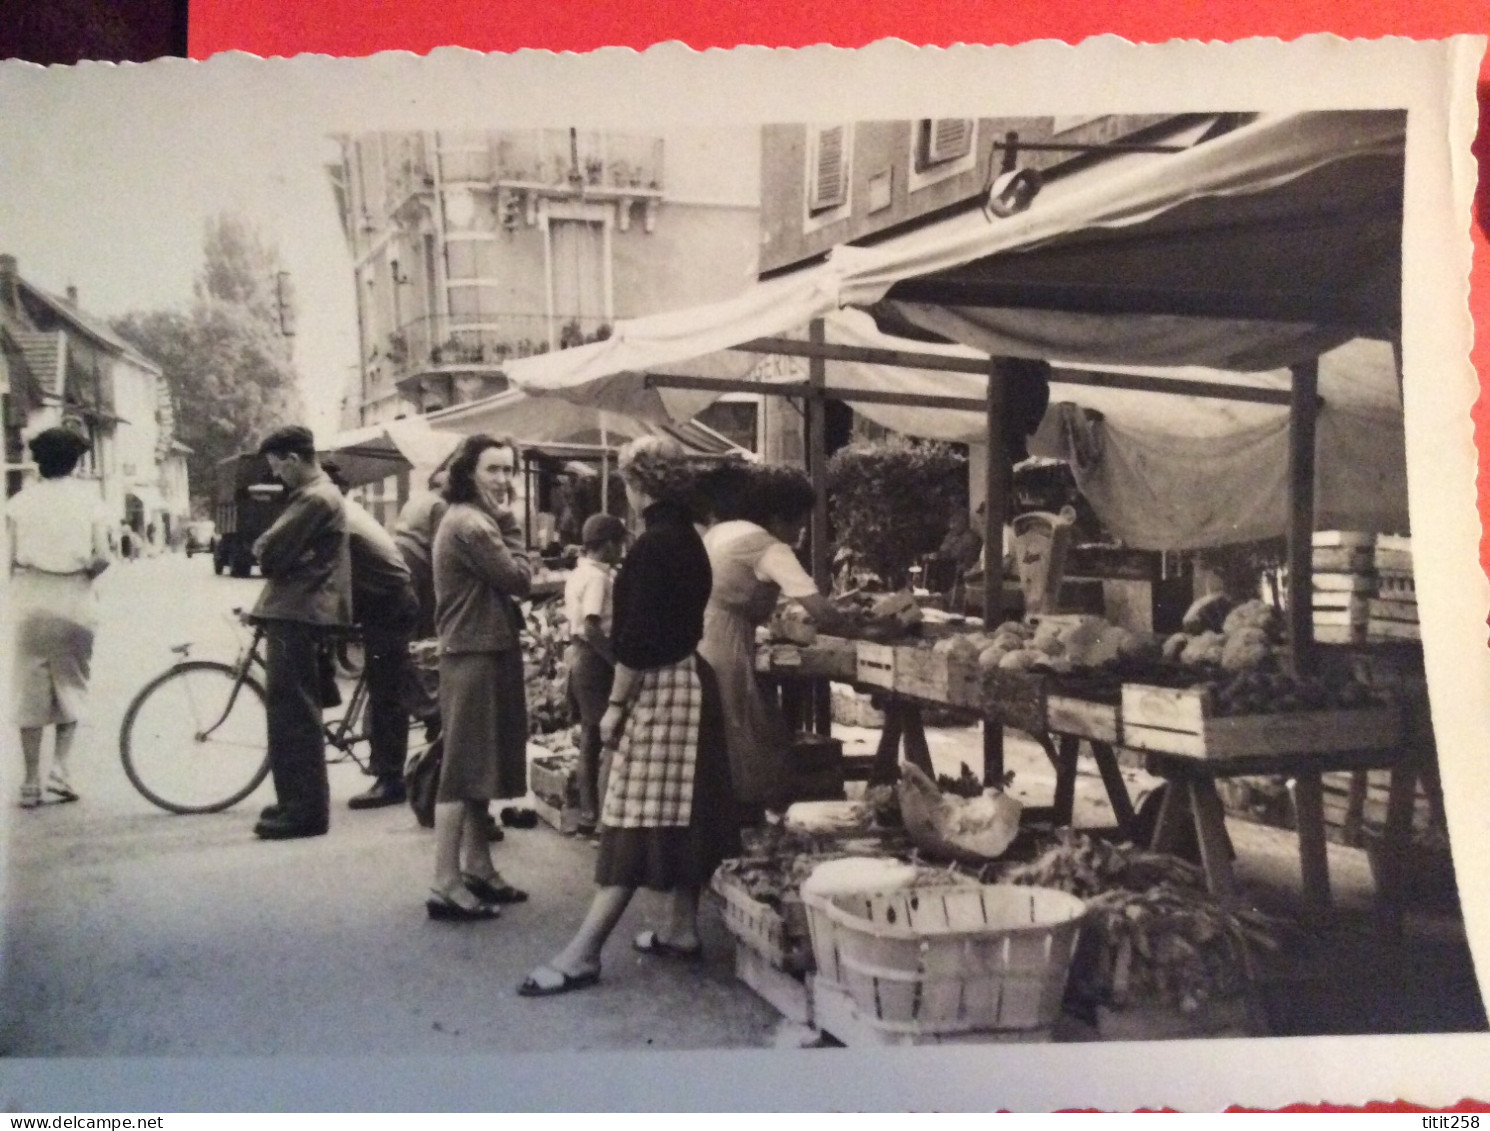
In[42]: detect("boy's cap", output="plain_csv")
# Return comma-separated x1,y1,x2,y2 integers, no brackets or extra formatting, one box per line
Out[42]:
582,514,628,546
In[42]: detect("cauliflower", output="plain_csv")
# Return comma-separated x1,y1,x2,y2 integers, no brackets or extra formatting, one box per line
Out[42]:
998,648,1041,671
1162,632,1191,662
1222,598,1282,640
1180,630,1226,667
1030,620,1066,654
1220,626,1271,672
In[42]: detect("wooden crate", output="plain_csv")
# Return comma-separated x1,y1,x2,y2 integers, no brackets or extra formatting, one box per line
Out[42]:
734,942,812,1026
796,635,859,681
1368,619,1421,642
1045,693,1120,744
530,755,578,807
710,868,815,974
1311,546,1375,573
854,641,896,690
1120,684,1400,760
532,793,583,835
893,644,981,708
1377,573,1417,601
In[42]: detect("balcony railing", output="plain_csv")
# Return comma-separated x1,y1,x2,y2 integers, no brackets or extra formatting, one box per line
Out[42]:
380,312,614,382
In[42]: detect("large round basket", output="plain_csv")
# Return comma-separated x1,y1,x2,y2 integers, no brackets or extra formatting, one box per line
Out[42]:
802,882,1086,1036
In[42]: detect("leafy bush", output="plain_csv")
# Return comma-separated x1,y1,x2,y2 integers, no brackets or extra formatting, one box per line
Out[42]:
827,436,967,589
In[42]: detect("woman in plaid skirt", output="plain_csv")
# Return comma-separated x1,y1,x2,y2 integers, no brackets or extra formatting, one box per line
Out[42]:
520,436,738,996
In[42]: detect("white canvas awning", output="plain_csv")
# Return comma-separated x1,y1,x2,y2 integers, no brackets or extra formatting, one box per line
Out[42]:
504,110,1403,404
322,417,463,489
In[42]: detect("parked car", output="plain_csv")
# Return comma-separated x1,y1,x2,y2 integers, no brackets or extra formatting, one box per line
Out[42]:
184,520,218,558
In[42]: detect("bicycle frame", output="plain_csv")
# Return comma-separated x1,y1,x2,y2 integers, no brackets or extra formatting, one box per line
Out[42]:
190,622,371,768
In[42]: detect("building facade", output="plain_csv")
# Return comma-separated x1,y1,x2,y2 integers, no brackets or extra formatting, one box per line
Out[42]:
329,127,765,432
0,254,191,549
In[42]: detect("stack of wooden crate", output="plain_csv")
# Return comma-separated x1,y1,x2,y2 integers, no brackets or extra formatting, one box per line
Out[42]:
1367,535,1418,642
1311,531,1376,644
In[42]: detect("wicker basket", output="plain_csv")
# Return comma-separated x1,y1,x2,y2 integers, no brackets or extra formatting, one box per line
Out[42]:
803,882,1086,1035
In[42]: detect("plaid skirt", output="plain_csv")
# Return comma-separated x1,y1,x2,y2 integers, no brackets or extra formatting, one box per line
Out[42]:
595,654,739,891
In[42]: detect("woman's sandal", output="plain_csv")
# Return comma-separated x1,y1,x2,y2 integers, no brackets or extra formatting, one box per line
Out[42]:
517,964,601,997
632,930,704,961
18,783,42,810
45,772,78,804
461,873,529,904
426,886,499,922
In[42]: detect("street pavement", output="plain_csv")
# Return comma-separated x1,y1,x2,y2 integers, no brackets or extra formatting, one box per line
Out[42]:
1,553,1472,1066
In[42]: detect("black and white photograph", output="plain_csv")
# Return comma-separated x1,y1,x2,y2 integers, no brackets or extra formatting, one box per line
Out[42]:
0,38,1487,1110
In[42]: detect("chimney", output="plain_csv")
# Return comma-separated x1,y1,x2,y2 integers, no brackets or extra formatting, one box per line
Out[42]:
65,285,79,308
0,254,16,312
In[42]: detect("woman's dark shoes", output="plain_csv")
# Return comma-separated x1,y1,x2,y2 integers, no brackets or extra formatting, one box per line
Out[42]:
426,887,499,922
461,873,528,904
481,812,505,842
499,806,538,829
348,776,406,810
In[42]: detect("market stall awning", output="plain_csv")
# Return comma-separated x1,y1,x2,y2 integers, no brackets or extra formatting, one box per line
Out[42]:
322,417,462,490
504,110,1405,407
421,387,746,458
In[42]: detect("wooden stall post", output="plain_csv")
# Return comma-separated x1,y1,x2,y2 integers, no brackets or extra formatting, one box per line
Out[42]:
808,318,833,734
1286,359,1320,674
982,358,1013,786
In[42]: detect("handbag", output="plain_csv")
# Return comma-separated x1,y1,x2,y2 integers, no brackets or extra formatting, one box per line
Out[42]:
403,734,444,829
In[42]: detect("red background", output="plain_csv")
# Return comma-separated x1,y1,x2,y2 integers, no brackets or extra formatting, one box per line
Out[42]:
188,0,1490,1113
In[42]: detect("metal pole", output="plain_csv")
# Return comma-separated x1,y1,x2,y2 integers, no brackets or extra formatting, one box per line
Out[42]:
808,319,832,735
982,358,1013,787
599,416,610,515
807,318,830,591
1286,359,1320,674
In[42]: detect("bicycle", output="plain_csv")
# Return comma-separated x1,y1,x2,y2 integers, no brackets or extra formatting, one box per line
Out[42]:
118,609,389,814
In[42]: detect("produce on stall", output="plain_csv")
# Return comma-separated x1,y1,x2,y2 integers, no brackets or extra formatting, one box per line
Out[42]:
1003,831,1286,1033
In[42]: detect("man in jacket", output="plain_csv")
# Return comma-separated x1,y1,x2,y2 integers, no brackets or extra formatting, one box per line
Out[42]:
325,464,420,810
251,425,351,840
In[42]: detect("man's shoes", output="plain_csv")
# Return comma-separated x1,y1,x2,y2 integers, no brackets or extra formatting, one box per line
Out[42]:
348,776,406,810
253,815,328,840
260,804,282,821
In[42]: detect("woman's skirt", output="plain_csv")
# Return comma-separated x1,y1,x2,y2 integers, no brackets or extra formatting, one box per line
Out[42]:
436,649,528,802
698,603,791,809
595,655,739,891
9,571,97,728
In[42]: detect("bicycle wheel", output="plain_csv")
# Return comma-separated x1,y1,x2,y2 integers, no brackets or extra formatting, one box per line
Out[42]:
120,660,272,814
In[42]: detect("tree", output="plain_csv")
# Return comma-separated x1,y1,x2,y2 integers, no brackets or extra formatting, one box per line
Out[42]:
827,435,968,589
113,213,304,510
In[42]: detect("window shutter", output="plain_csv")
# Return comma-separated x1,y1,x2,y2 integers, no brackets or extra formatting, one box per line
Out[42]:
809,125,848,211
924,119,974,164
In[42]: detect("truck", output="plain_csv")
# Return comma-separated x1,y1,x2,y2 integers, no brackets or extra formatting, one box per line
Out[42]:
212,452,288,578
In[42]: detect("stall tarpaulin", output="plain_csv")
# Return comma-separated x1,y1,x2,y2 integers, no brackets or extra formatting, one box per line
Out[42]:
708,311,1410,549
504,110,1404,402
321,417,462,489
422,387,745,456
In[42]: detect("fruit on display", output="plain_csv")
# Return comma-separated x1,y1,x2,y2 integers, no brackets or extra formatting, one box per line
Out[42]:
1165,597,1287,673
1196,667,1379,716
520,598,576,735
976,615,1150,675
